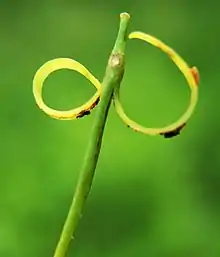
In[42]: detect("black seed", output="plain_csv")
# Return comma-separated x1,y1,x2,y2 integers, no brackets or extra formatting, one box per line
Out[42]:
161,130,180,138
160,123,186,139
94,97,100,106
76,110,91,119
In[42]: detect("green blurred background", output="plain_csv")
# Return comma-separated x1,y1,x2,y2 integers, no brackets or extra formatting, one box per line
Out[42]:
1,1,219,256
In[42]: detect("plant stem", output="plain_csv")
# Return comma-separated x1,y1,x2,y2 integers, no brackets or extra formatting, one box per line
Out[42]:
53,12,130,257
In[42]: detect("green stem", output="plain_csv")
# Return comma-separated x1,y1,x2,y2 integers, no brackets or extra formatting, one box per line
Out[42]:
53,12,130,257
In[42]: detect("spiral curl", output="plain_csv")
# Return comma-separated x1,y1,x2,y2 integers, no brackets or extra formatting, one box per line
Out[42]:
33,32,199,137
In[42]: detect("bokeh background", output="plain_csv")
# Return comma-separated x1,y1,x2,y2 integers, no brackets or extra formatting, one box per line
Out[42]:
1,1,219,257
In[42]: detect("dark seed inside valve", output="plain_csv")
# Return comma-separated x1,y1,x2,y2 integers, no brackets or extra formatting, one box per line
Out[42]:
160,123,186,139
76,110,91,118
